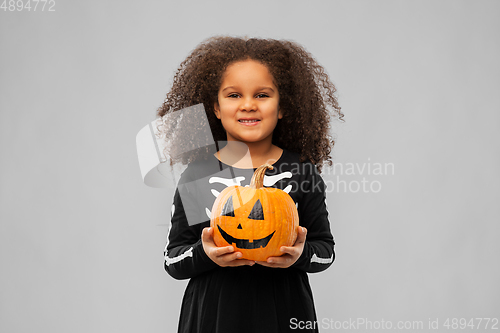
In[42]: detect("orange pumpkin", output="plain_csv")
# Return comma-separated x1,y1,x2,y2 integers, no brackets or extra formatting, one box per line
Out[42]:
210,164,299,261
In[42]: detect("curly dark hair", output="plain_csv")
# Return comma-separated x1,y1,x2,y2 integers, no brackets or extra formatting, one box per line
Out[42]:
156,35,343,173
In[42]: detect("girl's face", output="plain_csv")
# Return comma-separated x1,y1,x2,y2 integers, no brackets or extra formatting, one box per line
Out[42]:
214,59,282,146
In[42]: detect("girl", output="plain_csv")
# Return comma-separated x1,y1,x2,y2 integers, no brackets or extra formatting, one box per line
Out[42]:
158,36,343,333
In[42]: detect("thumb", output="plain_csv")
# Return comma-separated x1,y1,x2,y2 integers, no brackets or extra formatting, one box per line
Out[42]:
296,226,307,244
202,227,214,244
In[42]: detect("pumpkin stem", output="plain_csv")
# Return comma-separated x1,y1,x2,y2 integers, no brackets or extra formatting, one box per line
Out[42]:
250,164,274,189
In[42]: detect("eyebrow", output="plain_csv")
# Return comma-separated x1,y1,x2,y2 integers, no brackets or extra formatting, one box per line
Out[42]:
221,86,275,93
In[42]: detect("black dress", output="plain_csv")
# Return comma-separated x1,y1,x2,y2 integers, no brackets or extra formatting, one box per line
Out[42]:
164,149,335,333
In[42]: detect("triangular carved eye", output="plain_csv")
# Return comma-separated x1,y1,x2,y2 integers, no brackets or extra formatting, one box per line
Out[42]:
221,195,235,217
247,199,264,220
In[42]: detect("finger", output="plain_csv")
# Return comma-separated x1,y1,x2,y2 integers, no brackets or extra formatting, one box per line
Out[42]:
230,258,256,267
212,245,235,257
268,255,293,265
221,250,241,262
220,253,255,266
256,256,290,268
255,261,272,267
225,260,255,267
279,246,298,256
255,260,275,267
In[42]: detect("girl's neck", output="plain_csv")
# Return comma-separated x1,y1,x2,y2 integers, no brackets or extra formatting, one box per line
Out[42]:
216,141,283,169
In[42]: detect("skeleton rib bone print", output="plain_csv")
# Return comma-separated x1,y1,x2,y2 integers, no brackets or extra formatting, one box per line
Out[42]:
209,176,246,197
205,171,294,219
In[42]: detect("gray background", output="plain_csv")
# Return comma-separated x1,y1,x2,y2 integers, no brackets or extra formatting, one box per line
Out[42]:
1,1,499,332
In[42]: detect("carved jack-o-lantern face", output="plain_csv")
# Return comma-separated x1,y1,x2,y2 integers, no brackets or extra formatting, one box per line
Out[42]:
210,164,299,261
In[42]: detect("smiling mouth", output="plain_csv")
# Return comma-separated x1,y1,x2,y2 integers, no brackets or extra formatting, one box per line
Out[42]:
239,119,260,123
217,225,275,249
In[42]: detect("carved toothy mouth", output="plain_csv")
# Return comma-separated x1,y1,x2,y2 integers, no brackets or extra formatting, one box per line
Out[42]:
217,225,275,249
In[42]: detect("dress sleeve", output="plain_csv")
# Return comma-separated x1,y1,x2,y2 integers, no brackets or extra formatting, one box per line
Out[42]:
163,174,218,280
291,163,335,273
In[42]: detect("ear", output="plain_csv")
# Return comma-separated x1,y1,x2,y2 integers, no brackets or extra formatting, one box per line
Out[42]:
214,101,221,119
278,107,283,120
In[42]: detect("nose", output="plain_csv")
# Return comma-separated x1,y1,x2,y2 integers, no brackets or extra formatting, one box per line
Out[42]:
239,96,256,112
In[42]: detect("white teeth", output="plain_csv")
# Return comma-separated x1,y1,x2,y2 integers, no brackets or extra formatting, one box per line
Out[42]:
239,119,258,123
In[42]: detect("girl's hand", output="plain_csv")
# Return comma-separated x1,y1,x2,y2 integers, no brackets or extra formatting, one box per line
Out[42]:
201,227,255,267
256,226,307,268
